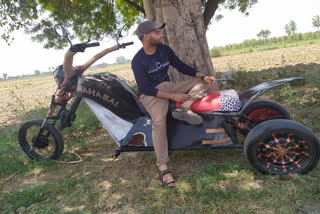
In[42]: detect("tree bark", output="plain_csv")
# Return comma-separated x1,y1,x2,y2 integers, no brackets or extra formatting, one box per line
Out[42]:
142,0,215,82
203,0,219,30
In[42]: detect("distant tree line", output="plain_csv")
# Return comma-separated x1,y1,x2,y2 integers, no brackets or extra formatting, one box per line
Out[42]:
210,15,320,57
115,56,131,65
0,57,132,81
257,16,320,40
210,31,320,57
0,71,52,81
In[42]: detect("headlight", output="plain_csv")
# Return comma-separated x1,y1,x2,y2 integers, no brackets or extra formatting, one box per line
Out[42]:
53,65,65,85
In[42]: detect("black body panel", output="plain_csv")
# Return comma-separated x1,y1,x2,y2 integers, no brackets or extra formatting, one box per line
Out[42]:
121,115,235,150
167,114,232,149
239,77,304,111
78,72,147,121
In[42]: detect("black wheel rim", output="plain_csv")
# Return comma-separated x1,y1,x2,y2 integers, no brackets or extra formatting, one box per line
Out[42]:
24,125,57,159
256,132,311,174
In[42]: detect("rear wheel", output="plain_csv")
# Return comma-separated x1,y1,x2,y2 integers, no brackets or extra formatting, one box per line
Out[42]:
239,99,290,136
18,120,64,160
244,119,320,175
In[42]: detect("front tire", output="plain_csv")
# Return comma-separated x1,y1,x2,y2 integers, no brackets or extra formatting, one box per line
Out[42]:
244,119,320,175
18,120,64,160
239,99,290,136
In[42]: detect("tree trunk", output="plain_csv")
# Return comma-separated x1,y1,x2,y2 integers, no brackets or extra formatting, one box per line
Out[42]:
142,0,215,82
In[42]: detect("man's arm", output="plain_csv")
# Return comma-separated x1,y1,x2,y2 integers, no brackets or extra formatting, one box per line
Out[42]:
166,45,216,87
166,45,197,77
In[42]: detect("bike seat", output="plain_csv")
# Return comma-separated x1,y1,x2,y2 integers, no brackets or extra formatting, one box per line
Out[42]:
175,89,242,113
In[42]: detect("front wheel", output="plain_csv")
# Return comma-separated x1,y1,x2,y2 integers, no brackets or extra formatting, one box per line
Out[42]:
239,99,290,136
244,119,320,175
18,120,64,160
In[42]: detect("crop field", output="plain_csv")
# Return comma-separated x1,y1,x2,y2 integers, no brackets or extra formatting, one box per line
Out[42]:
0,44,320,213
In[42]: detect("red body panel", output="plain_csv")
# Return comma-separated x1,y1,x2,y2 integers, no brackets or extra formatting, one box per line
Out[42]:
176,91,222,112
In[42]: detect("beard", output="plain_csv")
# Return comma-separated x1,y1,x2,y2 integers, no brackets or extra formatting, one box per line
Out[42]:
149,36,162,46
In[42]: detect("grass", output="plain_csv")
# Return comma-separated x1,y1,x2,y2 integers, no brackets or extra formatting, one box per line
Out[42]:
1,47,320,213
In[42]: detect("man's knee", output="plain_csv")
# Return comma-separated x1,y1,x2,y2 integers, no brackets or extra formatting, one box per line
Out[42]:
193,80,208,91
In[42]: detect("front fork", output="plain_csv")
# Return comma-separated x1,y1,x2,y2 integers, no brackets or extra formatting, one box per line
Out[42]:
29,95,82,152
59,95,82,129
29,119,56,152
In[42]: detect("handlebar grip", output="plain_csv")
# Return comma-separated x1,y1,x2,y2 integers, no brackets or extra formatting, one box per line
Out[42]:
85,42,100,48
121,42,134,47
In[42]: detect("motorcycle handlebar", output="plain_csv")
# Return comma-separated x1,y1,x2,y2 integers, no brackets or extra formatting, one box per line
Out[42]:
84,42,100,48
69,42,100,52
120,42,134,48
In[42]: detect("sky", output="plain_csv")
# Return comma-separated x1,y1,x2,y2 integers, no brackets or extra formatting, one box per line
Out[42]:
0,0,319,77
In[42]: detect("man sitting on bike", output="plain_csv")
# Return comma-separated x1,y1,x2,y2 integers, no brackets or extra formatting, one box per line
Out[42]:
131,21,216,188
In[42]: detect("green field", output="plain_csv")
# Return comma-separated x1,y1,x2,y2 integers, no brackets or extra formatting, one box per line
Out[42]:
1,44,320,213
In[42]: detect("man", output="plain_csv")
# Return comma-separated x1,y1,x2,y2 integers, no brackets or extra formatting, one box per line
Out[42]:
131,21,216,187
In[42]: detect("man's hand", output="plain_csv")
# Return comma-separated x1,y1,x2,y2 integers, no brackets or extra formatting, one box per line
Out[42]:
171,93,189,102
204,76,216,88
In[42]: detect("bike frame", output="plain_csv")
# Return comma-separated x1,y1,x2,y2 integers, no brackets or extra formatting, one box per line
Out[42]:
40,75,304,158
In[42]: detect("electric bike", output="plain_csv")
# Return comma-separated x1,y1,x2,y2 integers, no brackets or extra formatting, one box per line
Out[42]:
18,25,320,175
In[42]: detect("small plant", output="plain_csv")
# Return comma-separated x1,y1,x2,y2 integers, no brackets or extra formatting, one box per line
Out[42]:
311,90,320,104
234,71,256,89
210,48,221,58
277,84,293,103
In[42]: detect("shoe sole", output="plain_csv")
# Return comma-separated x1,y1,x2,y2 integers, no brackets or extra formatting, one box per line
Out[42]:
172,110,203,125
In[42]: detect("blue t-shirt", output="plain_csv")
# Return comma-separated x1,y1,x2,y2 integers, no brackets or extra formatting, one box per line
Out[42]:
131,44,197,96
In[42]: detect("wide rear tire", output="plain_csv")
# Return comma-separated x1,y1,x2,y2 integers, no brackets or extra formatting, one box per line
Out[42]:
18,120,64,160
244,119,320,175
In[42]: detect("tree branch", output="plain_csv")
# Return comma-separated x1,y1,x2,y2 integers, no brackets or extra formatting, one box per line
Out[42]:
123,0,146,16
203,0,219,30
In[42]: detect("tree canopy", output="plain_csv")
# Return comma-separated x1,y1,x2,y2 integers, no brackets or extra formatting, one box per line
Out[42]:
0,0,258,48
312,15,320,31
2,73,8,80
284,20,297,36
257,29,271,39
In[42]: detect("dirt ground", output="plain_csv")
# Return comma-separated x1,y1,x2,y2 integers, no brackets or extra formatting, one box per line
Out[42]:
115,43,320,81
212,44,320,72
